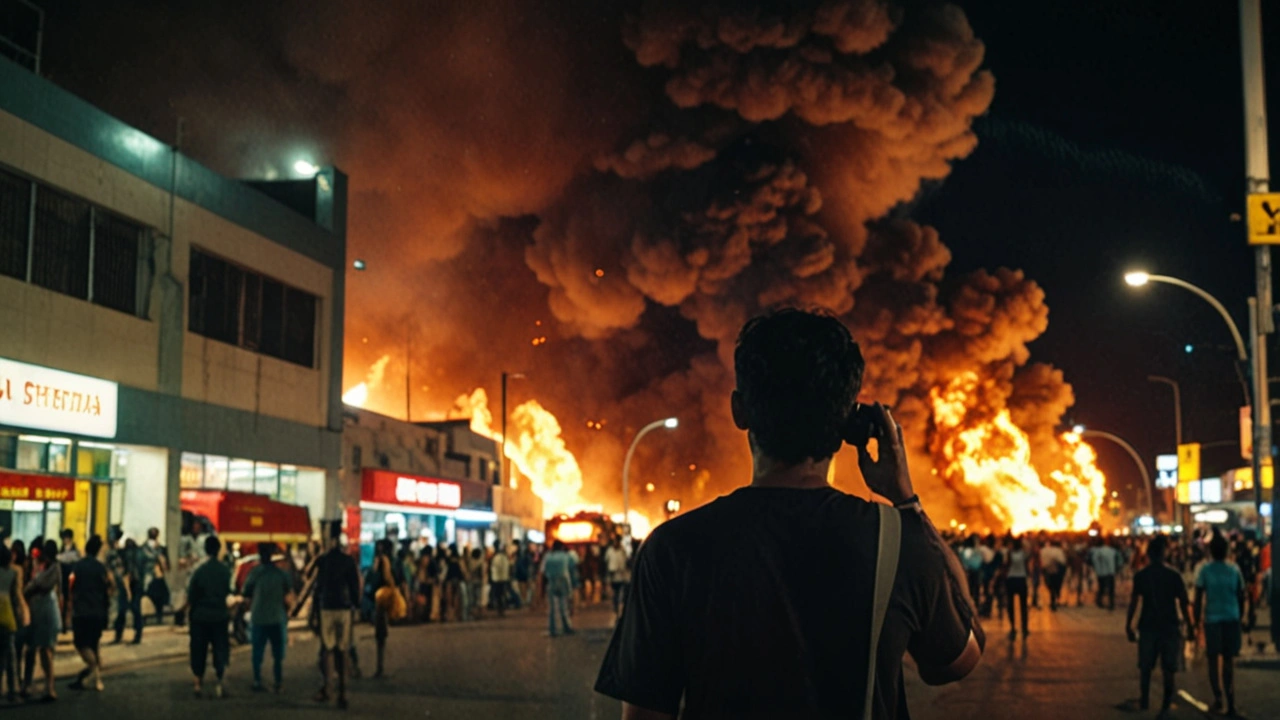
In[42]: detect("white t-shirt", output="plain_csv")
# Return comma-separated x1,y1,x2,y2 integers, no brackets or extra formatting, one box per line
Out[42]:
490,552,511,582
978,545,995,564
605,546,629,577
1040,546,1067,573
1007,549,1029,579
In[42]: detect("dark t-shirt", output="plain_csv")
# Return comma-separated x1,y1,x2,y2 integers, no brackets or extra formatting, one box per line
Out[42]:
315,549,361,610
70,557,110,618
595,487,973,719
187,559,232,624
1133,562,1188,634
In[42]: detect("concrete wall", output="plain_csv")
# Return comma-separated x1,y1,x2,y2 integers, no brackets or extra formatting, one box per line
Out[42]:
0,274,159,390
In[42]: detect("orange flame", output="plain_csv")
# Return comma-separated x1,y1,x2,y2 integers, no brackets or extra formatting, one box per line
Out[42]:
930,372,1106,534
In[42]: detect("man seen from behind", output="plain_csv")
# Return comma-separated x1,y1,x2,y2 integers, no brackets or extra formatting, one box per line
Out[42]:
1125,535,1190,717
595,309,984,719
314,523,361,710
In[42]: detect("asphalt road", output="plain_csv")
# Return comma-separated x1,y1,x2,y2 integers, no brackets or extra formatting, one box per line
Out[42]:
9,598,1279,719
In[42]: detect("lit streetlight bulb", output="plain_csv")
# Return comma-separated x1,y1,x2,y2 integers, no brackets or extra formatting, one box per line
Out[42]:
293,159,319,176
1123,271,1151,287
664,417,678,429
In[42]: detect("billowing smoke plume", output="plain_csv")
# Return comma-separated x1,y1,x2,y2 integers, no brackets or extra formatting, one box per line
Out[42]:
52,0,1091,528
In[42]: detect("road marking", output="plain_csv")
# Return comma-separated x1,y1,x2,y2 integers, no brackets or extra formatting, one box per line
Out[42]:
1177,689,1208,712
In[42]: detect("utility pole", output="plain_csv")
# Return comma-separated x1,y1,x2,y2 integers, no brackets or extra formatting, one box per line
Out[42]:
500,372,526,488
405,320,412,422
1238,0,1276,647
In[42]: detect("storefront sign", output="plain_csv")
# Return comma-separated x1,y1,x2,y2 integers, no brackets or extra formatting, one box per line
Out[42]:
361,469,462,511
0,471,76,502
0,358,118,438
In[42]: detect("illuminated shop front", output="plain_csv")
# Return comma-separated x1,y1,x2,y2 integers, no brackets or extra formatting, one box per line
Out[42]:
0,358,170,545
357,469,496,566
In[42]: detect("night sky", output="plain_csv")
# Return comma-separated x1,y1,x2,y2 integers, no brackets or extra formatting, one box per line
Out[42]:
22,0,1280,511
917,1,1280,498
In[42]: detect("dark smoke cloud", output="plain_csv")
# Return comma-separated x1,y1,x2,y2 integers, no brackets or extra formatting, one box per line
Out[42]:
48,0,1086,524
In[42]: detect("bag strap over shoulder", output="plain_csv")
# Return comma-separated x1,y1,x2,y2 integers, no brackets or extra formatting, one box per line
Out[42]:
863,504,902,720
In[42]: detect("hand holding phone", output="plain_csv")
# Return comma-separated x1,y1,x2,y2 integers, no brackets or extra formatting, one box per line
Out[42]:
846,402,914,505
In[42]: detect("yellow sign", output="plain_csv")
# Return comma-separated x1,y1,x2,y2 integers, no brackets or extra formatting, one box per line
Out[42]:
1177,443,1201,481
1247,192,1280,244
1231,464,1274,491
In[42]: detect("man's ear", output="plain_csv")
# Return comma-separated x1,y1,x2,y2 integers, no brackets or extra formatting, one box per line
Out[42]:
731,390,749,430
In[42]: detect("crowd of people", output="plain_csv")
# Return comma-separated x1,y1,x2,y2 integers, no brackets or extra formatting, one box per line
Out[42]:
947,527,1271,717
0,519,636,709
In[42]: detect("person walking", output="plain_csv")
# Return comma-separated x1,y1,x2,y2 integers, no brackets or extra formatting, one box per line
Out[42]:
513,540,533,609
243,542,291,693
7,540,27,702
1003,537,1030,639
56,530,80,630
68,535,113,692
603,537,630,616
490,541,511,618
314,525,361,709
106,532,141,645
185,535,231,698
444,545,463,622
1126,535,1190,716
370,538,396,677
595,310,984,718
1039,538,1068,611
139,528,170,630
0,544,28,703
1194,533,1246,716
465,547,485,621
542,541,577,637
1091,538,1120,610
23,540,61,703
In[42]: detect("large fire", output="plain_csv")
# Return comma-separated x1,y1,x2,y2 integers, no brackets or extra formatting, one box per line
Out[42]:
930,372,1106,534
457,389,655,536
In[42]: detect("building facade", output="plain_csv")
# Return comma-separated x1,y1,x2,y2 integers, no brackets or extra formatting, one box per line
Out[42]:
341,408,543,565
0,57,346,552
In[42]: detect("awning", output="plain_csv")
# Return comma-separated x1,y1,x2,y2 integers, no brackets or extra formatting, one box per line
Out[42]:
180,490,311,544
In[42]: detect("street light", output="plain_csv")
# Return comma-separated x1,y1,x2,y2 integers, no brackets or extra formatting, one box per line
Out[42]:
1075,426,1154,519
622,417,679,529
1148,375,1184,527
293,159,319,176
500,372,527,488
1123,271,1247,362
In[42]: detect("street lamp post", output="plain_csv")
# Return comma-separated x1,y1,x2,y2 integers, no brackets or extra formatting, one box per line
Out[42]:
500,372,526,488
1077,427,1154,520
622,417,678,531
1148,375,1183,526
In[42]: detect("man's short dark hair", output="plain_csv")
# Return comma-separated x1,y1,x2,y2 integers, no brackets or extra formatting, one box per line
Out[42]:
735,309,865,464
1147,535,1167,560
85,534,104,557
205,535,222,557
1209,532,1228,561
259,542,276,563
61,528,74,541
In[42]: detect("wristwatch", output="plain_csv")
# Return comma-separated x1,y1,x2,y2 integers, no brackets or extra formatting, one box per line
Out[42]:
893,494,922,511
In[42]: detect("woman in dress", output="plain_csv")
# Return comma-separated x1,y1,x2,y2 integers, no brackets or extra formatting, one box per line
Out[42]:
24,540,61,702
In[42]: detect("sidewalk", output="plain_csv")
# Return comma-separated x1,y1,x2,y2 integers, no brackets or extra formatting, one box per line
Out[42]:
53,618,313,672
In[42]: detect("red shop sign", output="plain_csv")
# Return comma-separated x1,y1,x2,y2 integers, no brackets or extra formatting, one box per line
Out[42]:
361,469,462,511
0,471,76,502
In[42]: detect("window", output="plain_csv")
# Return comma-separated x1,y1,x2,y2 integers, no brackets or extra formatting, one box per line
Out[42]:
228,458,255,492
31,186,90,299
180,452,205,489
188,248,318,367
254,462,279,497
0,169,29,280
0,166,147,315
93,210,142,314
351,444,362,470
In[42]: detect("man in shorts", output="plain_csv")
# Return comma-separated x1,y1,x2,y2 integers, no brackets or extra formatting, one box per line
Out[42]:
68,535,113,692
1194,533,1246,716
1126,535,1189,716
314,525,361,710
